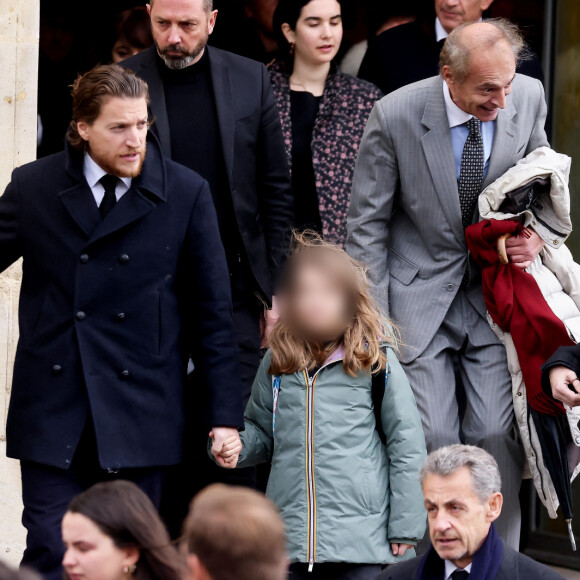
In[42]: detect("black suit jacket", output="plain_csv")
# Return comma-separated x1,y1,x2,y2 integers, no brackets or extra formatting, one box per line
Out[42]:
378,544,565,580
0,135,244,470
122,46,293,302
359,20,545,96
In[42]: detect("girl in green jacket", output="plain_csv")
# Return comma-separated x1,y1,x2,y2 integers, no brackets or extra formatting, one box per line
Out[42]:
216,233,427,580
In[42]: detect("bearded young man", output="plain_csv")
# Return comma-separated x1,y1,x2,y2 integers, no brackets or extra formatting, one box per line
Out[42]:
0,64,244,580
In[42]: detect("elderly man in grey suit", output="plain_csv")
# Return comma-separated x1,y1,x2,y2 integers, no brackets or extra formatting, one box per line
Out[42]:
347,20,560,548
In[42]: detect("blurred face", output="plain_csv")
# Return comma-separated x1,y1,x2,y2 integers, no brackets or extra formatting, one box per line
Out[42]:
282,263,351,344
62,512,139,580
443,41,516,122
112,38,143,63
423,468,503,569
77,96,148,178
148,0,217,69
435,0,494,33
282,0,342,66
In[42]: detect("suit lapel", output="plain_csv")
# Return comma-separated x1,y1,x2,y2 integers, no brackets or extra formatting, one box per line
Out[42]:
483,98,518,189
59,184,101,238
88,188,156,245
420,79,465,245
136,48,172,156
208,47,235,183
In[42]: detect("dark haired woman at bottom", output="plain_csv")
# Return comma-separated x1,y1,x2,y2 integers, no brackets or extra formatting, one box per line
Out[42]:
62,481,183,580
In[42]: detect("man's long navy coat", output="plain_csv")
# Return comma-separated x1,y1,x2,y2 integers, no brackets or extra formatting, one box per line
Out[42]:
0,136,244,470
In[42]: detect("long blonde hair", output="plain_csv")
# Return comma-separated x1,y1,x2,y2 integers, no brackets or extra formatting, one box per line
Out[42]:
269,232,397,377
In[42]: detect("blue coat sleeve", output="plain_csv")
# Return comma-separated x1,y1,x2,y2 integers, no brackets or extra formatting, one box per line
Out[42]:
182,179,244,429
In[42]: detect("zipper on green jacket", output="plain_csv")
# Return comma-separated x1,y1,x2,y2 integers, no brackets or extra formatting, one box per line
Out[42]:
304,370,316,572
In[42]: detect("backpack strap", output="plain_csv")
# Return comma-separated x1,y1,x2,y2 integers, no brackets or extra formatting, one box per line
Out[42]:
371,347,389,445
272,375,281,435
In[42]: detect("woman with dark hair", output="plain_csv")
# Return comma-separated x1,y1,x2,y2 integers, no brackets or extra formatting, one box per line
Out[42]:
270,0,382,247
111,7,153,63
62,481,183,580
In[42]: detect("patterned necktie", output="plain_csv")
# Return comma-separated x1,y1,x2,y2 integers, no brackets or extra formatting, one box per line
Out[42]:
458,117,484,229
99,174,119,218
451,571,469,580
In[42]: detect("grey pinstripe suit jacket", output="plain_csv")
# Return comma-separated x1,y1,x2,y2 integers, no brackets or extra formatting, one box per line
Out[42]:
346,74,549,363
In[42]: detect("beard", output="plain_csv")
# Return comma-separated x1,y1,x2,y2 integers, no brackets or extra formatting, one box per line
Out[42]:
88,144,147,179
156,39,207,70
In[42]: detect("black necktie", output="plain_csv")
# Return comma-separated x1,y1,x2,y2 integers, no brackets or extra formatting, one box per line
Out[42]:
451,570,469,580
99,174,119,218
458,117,484,229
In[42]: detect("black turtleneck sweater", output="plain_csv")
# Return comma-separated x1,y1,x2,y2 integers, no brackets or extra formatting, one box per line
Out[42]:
157,49,240,261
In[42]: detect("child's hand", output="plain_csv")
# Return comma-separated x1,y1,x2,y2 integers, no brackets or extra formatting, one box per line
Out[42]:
209,430,243,468
391,543,413,557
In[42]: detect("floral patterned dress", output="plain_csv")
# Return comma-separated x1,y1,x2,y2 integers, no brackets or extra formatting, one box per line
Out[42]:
268,61,383,247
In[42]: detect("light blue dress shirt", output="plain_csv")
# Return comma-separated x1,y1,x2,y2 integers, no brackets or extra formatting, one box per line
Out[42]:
442,80,495,182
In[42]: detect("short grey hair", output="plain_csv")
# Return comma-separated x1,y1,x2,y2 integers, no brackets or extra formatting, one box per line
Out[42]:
440,18,530,83
420,444,502,504
149,0,214,11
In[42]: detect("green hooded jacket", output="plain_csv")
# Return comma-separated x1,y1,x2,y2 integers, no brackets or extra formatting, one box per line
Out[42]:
236,346,427,567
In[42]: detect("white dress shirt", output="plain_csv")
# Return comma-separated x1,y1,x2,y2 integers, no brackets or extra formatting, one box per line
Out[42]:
83,153,132,208
444,560,472,579
442,80,495,181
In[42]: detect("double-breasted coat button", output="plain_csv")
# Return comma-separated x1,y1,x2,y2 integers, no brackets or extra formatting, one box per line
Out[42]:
115,313,126,322
445,284,455,292
52,364,63,375
79,254,89,263
119,254,130,263
76,311,86,321
120,370,130,379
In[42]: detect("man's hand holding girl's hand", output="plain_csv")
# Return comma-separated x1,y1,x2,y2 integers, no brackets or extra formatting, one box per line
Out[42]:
210,427,243,468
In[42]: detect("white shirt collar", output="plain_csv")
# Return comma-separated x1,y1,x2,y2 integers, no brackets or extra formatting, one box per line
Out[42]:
83,153,132,190
443,79,473,128
435,16,484,42
435,17,449,42
444,560,472,579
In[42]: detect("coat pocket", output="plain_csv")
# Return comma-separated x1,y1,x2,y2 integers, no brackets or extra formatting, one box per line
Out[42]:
388,249,420,286
361,458,382,515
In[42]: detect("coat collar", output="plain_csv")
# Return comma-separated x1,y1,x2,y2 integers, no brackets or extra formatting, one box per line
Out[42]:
60,133,167,243
420,76,464,244
207,46,235,183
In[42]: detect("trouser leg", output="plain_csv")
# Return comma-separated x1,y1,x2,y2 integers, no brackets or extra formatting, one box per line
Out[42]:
20,461,84,580
457,293,524,550
20,426,165,580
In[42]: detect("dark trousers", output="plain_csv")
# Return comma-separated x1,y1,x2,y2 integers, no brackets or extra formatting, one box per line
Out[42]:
20,424,165,580
289,563,383,580
161,266,263,537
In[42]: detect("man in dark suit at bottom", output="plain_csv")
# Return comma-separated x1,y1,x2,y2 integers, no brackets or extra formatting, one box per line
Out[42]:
0,65,243,580
379,445,564,580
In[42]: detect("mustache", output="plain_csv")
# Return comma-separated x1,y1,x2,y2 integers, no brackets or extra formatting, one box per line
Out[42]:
160,44,188,55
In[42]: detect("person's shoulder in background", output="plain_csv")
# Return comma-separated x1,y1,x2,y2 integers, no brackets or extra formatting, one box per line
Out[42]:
359,19,439,95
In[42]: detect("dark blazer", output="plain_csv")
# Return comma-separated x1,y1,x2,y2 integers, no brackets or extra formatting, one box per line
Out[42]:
359,19,545,97
378,543,565,579
122,46,293,302
0,135,244,470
